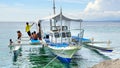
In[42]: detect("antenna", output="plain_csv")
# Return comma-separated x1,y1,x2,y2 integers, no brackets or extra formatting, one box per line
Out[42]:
53,0,56,15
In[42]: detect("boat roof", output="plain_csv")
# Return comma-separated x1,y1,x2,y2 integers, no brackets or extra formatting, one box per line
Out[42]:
39,12,82,22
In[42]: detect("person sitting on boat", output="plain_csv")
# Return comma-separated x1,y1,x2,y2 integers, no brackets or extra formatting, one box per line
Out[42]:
33,31,38,40
25,22,34,38
17,30,22,43
30,32,34,39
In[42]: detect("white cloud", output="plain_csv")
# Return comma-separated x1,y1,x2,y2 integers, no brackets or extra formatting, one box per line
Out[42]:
84,1,100,12
82,0,120,21
85,0,120,12
53,0,120,21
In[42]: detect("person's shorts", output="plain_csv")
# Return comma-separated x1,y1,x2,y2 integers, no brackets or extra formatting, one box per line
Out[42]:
27,31,31,36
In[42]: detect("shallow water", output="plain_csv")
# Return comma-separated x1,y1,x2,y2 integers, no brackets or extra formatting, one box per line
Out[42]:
0,21,120,68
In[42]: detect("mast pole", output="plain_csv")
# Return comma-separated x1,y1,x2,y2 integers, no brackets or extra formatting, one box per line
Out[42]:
53,0,56,26
53,0,56,15
60,8,62,43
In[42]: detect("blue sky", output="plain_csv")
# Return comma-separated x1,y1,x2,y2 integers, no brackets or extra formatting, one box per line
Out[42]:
0,0,120,21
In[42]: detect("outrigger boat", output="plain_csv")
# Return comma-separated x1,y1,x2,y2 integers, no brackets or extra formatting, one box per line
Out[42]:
38,10,84,63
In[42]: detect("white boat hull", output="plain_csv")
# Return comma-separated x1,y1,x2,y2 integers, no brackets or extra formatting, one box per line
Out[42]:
48,45,81,58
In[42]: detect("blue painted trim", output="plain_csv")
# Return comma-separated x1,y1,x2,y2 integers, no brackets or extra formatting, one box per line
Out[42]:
101,49,113,52
31,39,39,43
50,43,69,47
57,56,71,64
48,49,71,63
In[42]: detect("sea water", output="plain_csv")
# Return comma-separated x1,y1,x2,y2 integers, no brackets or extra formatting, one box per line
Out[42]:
0,21,120,68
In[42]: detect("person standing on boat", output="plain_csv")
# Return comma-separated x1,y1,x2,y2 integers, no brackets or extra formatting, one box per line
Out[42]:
37,22,42,40
25,22,34,38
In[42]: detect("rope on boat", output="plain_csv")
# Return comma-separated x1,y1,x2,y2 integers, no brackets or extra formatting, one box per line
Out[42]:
43,50,65,68
43,56,58,68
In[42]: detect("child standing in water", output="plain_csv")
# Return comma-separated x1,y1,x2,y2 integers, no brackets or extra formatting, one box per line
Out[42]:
17,30,22,43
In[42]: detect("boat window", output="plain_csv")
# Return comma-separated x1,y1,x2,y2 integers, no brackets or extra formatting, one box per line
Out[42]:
54,32,60,38
62,26,68,31
62,32,66,38
66,32,71,37
52,27,57,31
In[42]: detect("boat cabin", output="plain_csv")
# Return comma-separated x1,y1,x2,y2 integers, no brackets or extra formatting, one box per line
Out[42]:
39,12,83,45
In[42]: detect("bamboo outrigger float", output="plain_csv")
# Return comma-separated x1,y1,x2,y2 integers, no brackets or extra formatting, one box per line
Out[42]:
83,38,113,52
